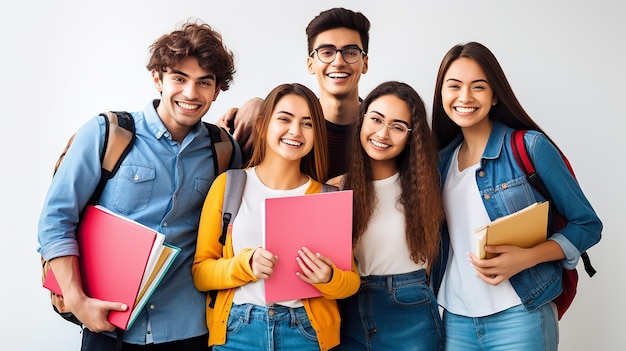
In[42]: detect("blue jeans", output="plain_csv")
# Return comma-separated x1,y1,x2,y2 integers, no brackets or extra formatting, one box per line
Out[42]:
443,303,558,351
213,303,319,351
337,269,444,350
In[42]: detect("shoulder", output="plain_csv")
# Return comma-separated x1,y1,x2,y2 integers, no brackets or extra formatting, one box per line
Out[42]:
326,174,345,189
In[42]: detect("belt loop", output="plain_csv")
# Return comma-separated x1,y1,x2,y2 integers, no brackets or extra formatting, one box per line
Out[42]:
387,275,394,294
243,303,254,324
289,307,298,328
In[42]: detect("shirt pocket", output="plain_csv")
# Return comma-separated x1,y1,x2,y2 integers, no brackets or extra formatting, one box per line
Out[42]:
183,176,212,226
491,175,539,214
112,164,156,215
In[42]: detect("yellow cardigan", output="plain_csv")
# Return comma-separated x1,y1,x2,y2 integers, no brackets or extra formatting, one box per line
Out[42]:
192,172,360,350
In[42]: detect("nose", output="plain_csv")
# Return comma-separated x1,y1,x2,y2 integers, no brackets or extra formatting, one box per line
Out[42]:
182,82,199,99
332,51,348,64
288,122,302,137
375,123,390,139
459,86,473,103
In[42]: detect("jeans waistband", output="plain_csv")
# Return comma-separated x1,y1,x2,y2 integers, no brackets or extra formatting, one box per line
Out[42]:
230,303,308,323
360,269,428,288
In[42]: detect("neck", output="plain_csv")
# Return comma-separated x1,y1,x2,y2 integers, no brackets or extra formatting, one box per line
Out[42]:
254,160,308,190
458,121,493,170
319,91,361,126
370,158,398,180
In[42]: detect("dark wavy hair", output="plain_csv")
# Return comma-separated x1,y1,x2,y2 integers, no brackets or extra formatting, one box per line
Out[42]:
343,81,443,265
432,41,555,150
306,7,371,55
248,83,329,183
146,19,235,91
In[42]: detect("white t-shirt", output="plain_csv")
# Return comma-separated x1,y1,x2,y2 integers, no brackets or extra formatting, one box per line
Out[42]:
232,167,310,308
353,172,427,276
438,145,521,317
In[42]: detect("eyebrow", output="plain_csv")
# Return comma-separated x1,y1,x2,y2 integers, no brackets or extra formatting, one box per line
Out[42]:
316,44,361,49
367,111,410,126
276,111,313,120
170,69,216,81
445,78,488,84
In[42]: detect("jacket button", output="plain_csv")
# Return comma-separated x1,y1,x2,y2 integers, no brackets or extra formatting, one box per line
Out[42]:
502,183,508,189
478,170,486,177
484,194,491,200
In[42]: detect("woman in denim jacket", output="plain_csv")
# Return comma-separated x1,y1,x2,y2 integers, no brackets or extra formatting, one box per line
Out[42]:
430,42,602,351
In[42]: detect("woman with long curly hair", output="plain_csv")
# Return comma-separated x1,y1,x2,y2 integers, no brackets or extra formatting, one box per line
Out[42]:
334,81,445,350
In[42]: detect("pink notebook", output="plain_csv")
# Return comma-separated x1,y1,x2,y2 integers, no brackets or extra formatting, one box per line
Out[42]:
263,190,353,303
42,205,176,330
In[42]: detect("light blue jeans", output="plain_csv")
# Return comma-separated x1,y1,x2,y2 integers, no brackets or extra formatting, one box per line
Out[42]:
213,303,319,351
443,303,558,351
337,269,444,350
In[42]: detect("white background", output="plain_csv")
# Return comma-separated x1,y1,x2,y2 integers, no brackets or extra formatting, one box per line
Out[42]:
1,1,623,350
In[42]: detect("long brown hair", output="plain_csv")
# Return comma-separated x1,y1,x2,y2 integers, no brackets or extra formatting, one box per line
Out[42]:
344,81,443,265
248,83,329,183
432,41,556,150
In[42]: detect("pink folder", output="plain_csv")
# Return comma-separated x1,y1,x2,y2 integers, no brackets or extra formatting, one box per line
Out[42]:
263,190,353,303
43,205,163,330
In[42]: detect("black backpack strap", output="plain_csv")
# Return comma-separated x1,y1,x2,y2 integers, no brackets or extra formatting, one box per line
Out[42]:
510,130,596,277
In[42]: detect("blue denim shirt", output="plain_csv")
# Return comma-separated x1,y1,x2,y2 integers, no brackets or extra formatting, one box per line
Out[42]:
37,100,218,343
431,121,602,312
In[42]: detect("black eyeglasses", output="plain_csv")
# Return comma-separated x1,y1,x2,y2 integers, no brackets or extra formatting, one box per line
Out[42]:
309,46,366,64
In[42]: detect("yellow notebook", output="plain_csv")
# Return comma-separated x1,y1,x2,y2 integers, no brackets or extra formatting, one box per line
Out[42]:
474,201,549,259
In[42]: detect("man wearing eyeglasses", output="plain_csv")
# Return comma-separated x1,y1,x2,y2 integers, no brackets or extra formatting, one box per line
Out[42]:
218,7,370,180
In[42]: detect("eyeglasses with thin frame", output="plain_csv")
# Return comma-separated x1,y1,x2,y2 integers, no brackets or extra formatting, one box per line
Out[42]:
363,113,412,140
309,45,366,64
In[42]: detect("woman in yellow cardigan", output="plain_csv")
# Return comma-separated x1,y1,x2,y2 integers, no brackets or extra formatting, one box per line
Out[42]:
192,83,360,351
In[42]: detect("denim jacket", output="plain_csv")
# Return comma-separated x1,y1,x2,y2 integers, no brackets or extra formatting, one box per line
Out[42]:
431,121,602,312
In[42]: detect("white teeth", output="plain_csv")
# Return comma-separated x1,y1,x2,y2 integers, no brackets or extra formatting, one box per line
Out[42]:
178,102,199,110
371,139,389,148
282,139,302,146
455,107,477,113
328,72,349,78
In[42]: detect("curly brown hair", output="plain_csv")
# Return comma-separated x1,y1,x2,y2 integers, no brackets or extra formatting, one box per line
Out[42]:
146,19,235,91
344,81,443,266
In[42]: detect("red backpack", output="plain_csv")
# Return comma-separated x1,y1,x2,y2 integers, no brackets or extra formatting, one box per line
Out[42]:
510,130,596,320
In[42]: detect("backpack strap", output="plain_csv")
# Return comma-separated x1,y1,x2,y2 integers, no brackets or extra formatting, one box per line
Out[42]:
88,112,135,205
209,168,246,309
219,169,247,245
510,130,596,277
204,122,243,178
321,183,339,192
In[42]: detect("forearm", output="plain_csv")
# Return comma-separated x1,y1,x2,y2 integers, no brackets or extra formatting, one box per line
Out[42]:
47,255,88,310
527,240,565,268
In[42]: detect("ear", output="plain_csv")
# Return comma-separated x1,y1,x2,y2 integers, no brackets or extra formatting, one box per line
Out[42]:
492,95,498,106
152,69,162,93
212,85,221,101
306,56,315,75
361,55,369,74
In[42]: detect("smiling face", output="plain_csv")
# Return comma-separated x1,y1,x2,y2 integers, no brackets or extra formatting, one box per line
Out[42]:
441,57,497,131
153,56,220,141
360,94,411,174
307,27,368,100
264,94,316,163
